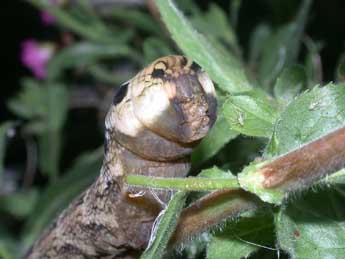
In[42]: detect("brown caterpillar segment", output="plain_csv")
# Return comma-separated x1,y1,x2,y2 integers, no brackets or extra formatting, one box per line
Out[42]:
27,56,217,259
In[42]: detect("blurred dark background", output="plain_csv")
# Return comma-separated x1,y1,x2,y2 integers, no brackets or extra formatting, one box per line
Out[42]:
2,0,345,121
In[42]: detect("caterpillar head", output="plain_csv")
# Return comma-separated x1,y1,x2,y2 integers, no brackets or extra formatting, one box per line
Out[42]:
106,55,217,161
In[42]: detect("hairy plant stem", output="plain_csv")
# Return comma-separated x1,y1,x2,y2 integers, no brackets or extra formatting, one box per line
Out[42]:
169,189,261,247
260,126,345,191
125,175,240,191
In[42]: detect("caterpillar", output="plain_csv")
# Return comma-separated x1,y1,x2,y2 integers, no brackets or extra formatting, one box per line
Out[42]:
26,55,217,258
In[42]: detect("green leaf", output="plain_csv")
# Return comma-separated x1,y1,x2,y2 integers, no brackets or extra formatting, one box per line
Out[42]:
256,82,345,257
22,148,103,247
87,64,134,85
0,122,14,186
0,239,18,259
229,0,242,29
192,113,238,166
8,80,68,132
40,83,68,179
273,65,306,104
222,90,278,138
239,83,345,204
8,80,68,179
191,3,240,56
45,84,69,131
277,187,345,259
154,0,252,94
198,166,234,179
143,38,174,64
0,190,37,218
266,83,345,157
38,131,61,180
248,24,272,70
207,211,274,259
258,0,312,88
141,191,187,259
7,79,46,120
110,8,164,36
29,0,132,44
47,42,135,80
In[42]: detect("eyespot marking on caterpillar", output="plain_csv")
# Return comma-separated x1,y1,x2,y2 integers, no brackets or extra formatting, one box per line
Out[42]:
113,82,129,106
191,61,201,72
154,61,168,71
181,56,188,67
151,68,165,79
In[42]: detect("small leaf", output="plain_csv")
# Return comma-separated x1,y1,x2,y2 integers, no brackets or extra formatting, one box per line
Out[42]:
276,187,345,259
0,190,37,218
8,80,68,132
248,24,272,69
258,0,312,88
222,90,278,138
266,83,345,157
7,79,46,120
273,65,306,104
47,42,133,80
191,4,240,56
8,80,68,179
207,211,274,259
141,191,187,259
110,8,164,36
88,64,134,85
154,0,252,94
198,166,234,179
29,0,132,44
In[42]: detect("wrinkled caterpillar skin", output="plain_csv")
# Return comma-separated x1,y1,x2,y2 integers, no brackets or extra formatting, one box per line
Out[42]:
26,56,217,259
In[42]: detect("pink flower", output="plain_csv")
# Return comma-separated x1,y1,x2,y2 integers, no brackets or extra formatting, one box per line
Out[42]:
20,39,54,79
40,0,63,25
41,11,56,26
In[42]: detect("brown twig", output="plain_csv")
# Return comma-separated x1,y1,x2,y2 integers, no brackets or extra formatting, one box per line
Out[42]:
261,126,345,191
169,189,261,247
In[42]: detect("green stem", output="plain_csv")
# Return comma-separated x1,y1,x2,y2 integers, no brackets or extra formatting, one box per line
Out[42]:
125,175,240,191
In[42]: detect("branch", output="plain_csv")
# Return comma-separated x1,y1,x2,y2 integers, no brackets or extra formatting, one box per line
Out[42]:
169,189,261,247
